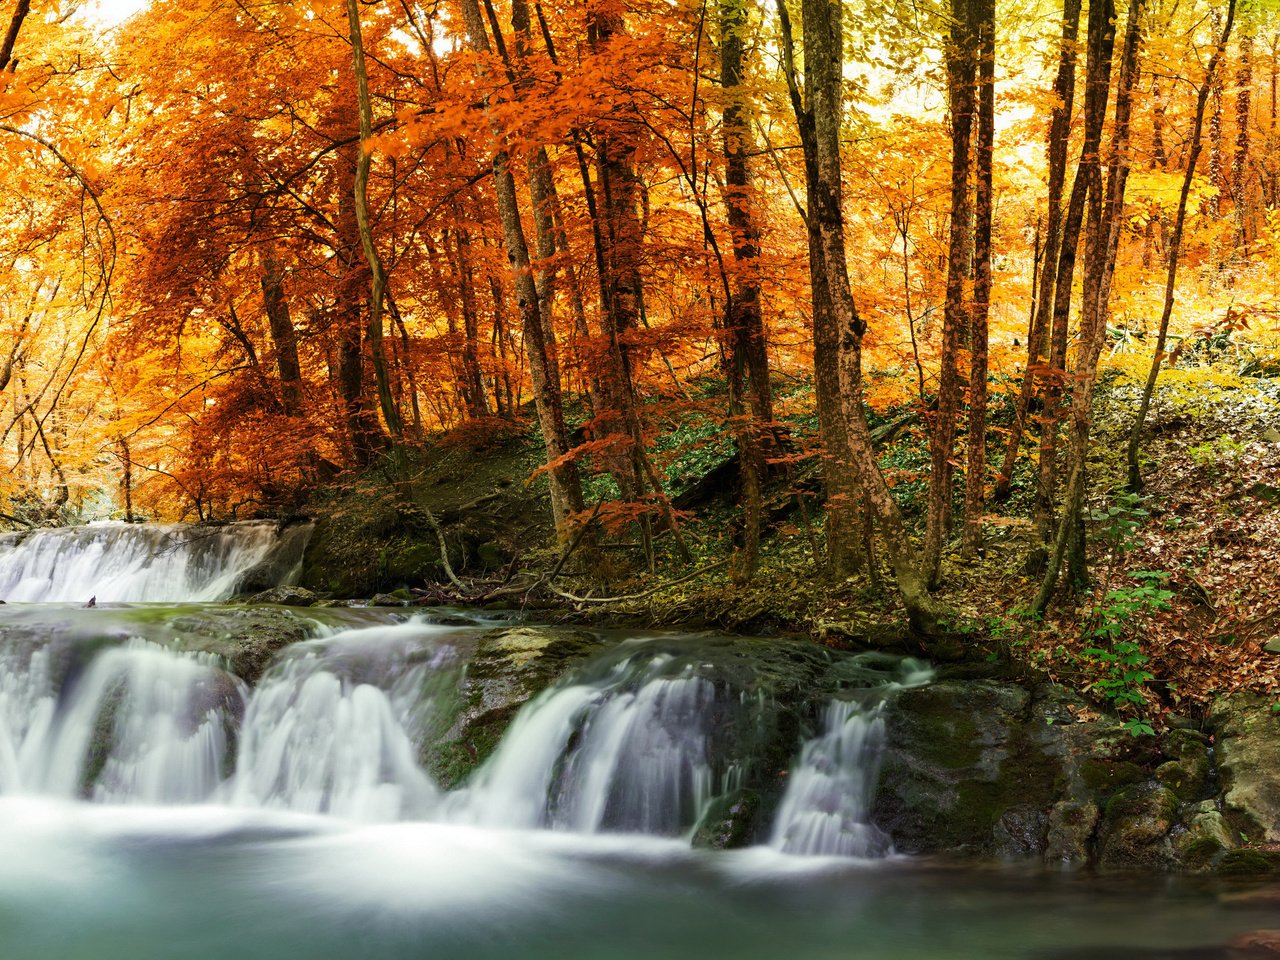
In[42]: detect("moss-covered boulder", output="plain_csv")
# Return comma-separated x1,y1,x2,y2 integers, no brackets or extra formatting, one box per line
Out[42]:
871,680,1067,857
425,626,608,789
1210,696,1280,843
1174,800,1236,871
1096,782,1180,869
169,606,315,684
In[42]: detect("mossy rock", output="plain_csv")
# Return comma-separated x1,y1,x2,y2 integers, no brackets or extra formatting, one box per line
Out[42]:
1081,759,1147,796
171,607,315,684
1218,849,1280,877
1045,800,1099,866
423,627,609,788
1210,696,1280,843
872,680,1066,857
692,789,762,850
1097,782,1180,869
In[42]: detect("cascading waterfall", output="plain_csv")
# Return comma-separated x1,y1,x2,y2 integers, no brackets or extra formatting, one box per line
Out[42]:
229,622,450,822
770,657,933,858
459,651,726,836
0,520,941,856
0,638,244,803
768,698,893,857
0,521,307,603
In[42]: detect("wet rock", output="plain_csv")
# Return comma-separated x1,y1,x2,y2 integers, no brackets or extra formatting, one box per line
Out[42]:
1217,849,1280,877
172,607,315,684
236,522,313,594
1156,729,1211,802
424,626,608,789
1045,800,1099,866
692,790,761,849
1097,782,1180,869
1228,929,1280,958
1210,696,1280,842
872,680,1064,856
1174,801,1235,870
247,585,320,607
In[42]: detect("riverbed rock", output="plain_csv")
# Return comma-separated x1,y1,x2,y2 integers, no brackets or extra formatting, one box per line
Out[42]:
235,522,314,595
1211,696,1280,843
872,680,1065,857
171,606,315,684
1228,929,1280,957
1045,800,1099,865
1174,800,1236,870
247,585,320,607
424,626,609,789
1096,782,1180,869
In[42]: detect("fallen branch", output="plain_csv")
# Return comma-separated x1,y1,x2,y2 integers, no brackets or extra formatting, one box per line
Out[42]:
546,558,730,605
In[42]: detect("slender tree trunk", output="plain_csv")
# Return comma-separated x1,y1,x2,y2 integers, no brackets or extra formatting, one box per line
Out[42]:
346,0,403,441
453,229,489,419
962,0,995,556
458,0,585,544
993,0,1081,503
261,249,304,418
924,0,979,582
774,0,863,578
1126,0,1237,492
777,0,947,632
719,0,772,580
1233,31,1253,244
1035,0,1142,612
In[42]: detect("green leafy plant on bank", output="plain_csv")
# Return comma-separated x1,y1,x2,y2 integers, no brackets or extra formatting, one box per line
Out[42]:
1082,492,1171,736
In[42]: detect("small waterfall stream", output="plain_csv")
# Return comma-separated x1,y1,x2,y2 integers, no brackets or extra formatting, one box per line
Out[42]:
770,658,933,857
0,521,307,603
229,622,452,821
460,652,724,835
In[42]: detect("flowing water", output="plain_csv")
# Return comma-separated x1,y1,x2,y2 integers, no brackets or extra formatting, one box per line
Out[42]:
0,523,1274,959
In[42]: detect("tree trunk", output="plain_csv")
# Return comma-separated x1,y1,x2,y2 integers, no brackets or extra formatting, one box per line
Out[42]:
777,0,948,632
993,0,1081,503
1126,0,1237,493
261,249,304,418
1034,0,1142,612
961,0,995,557
346,0,403,441
458,0,585,544
926,0,979,580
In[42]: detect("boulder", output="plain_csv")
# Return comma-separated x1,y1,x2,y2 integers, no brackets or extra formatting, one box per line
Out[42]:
1210,696,1280,842
247,585,320,607
1096,782,1180,869
872,680,1066,857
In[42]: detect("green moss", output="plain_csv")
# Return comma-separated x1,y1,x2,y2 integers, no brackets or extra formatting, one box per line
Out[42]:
1217,849,1280,876
1081,759,1146,795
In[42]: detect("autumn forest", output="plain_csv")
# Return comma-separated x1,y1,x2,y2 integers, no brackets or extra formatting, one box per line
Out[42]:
3,0,1280,647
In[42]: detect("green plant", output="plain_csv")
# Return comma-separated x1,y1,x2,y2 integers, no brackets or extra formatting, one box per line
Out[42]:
1186,434,1247,469
1083,571,1173,735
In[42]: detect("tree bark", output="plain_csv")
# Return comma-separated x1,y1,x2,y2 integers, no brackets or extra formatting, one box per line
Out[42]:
993,0,1080,504
777,0,948,632
1126,0,1237,493
961,0,995,557
1034,0,1142,612
925,0,979,580
261,249,304,418
458,0,585,544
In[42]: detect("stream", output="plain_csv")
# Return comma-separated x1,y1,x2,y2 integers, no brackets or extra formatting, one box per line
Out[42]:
0,523,1274,959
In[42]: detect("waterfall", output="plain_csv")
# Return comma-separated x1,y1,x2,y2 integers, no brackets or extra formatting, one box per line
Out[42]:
769,698,892,857
769,657,933,858
460,651,726,836
0,521,307,603
0,638,244,803
229,622,452,821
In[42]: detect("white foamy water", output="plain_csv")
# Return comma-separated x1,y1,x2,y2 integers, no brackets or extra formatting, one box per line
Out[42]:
0,521,299,602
